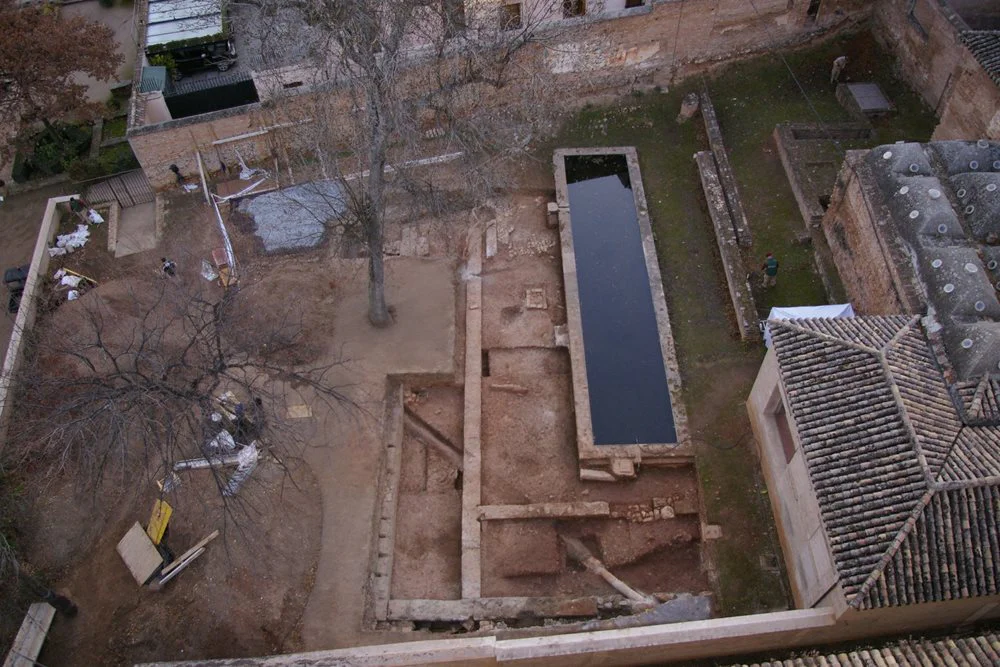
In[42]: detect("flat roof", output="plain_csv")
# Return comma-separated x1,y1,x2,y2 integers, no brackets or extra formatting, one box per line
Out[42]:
146,0,225,49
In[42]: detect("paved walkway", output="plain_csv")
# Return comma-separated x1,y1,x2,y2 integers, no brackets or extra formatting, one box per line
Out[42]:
299,256,457,649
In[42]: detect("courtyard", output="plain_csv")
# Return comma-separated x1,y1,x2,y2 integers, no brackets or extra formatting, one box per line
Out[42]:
0,26,944,666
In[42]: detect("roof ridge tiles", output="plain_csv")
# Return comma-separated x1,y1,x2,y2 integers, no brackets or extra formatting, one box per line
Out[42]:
850,489,936,608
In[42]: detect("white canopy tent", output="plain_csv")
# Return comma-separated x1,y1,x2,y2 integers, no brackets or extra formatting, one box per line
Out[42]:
763,303,855,348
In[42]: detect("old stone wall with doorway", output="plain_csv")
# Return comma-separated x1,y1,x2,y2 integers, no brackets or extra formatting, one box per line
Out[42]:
128,0,871,189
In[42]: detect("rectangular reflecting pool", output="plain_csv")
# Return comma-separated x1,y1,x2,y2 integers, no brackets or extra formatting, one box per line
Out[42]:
554,147,688,468
565,154,676,445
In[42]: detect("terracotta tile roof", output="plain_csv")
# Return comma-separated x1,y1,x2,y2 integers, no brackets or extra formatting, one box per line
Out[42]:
962,31,1000,87
731,631,1000,666
771,316,1000,609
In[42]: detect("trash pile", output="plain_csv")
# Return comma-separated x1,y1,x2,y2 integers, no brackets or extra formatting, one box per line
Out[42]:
52,268,96,301
48,224,90,257
166,391,265,496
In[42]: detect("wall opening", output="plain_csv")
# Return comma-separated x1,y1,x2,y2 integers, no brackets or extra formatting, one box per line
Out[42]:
563,0,586,19
501,2,522,29
772,400,797,464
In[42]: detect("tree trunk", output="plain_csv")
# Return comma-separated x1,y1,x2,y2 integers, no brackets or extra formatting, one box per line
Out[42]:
364,77,392,328
367,233,391,328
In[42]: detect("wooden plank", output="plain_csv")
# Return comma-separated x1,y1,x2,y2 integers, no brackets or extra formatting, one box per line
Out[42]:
157,547,205,586
146,499,173,545
160,530,219,577
478,502,610,521
3,603,55,667
116,522,164,586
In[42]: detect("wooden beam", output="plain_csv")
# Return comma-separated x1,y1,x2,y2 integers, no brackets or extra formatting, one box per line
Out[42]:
3,603,55,667
158,547,206,586
161,530,219,577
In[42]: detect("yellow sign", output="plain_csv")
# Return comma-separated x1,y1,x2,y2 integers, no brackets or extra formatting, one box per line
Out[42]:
146,500,173,545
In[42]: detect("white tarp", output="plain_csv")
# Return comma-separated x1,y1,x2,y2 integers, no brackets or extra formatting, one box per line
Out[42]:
764,303,855,348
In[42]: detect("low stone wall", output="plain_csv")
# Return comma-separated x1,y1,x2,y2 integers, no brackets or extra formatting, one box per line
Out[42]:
773,122,873,229
0,195,77,448
700,93,752,247
694,151,758,341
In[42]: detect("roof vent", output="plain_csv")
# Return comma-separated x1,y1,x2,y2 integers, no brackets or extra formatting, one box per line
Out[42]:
971,160,980,170
994,160,1000,170
989,260,998,270
932,258,944,268
910,210,920,219
996,280,1000,290
909,163,920,173
899,185,910,195
962,338,974,349
988,183,998,193
944,283,956,293
958,188,968,199
978,140,989,149
928,188,941,199
938,223,949,234
976,300,987,312
966,205,976,215
966,263,979,273
882,151,893,160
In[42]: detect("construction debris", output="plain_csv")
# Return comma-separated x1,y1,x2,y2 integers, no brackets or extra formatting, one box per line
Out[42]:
223,442,259,496
560,535,656,605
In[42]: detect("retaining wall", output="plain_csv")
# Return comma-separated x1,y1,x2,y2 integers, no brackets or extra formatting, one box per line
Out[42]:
0,195,77,449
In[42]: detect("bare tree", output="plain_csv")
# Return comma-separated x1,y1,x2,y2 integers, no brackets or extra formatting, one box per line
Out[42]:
237,0,559,325
0,0,122,161
3,274,352,510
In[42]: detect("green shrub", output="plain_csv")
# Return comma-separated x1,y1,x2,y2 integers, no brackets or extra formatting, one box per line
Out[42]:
10,123,93,182
66,143,139,181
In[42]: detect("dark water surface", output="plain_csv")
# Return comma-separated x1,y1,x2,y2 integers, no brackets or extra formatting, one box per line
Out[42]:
565,154,676,445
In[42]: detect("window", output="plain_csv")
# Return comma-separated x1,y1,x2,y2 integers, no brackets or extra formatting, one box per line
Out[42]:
501,2,522,30
562,0,585,19
625,0,644,8
773,402,797,464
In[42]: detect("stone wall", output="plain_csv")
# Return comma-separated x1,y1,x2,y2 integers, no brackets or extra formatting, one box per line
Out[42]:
873,0,999,141
821,152,921,315
873,0,965,113
143,594,1000,666
747,351,838,610
933,49,1000,141
129,0,871,188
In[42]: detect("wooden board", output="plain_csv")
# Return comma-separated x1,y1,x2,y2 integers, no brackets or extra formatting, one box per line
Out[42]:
117,522,163,586
3,602,55,667
161,530,219,577
146,499,172,545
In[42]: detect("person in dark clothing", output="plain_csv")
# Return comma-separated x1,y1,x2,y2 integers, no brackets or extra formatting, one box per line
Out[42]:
761,252,779,288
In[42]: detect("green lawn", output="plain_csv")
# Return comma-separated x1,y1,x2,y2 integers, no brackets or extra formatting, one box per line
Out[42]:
709,31,938,313
543,30,939,616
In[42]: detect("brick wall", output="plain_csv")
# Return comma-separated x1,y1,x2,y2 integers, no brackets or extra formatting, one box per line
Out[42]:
933,50,1000,141
129,0,871,188
873,0,965,113
874,0,999,141
821,153,914,315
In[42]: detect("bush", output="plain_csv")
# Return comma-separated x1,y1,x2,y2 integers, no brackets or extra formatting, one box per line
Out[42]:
66,143,140,181
10,123,93,183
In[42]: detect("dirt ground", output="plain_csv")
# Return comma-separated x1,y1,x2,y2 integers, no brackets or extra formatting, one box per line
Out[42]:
386,186,709,612
30,460,321,666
